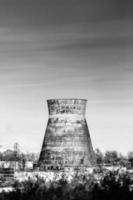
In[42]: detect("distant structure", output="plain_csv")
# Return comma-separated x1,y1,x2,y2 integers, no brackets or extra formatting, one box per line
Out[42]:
38,99,96,170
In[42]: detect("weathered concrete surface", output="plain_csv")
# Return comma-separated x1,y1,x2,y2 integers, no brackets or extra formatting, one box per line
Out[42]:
38,99,96,170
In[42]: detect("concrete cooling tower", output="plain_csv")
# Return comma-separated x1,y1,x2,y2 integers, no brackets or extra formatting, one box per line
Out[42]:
38,99,96,170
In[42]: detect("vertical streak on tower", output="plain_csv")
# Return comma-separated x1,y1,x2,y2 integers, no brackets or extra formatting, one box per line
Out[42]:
39,99,96,170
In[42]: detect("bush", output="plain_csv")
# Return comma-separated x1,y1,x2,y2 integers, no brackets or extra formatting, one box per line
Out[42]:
1,171,133,200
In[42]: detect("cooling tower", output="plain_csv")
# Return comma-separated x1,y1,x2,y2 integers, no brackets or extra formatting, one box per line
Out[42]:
38,99,96,170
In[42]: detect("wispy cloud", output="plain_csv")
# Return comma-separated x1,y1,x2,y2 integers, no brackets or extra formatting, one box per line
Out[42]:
0,0,133,154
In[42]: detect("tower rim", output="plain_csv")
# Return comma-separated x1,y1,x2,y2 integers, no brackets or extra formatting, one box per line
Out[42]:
47,98,87,102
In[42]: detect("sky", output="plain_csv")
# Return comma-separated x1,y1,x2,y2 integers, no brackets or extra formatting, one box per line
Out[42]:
0,0,133,155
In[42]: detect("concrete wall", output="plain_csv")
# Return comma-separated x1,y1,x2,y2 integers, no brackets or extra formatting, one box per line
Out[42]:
47,99,87,116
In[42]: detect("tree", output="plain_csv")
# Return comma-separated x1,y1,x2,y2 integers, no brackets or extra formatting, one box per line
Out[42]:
25,152,39,162
0,152,3,160
2,143,21,162
127,151,133,167
118,153,127,167
104,150,120,165
3,149,16,161
95,148,104,165
14,142,21,161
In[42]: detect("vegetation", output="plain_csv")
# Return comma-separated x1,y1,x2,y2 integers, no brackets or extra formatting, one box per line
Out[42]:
0,143,133,168
0,144,133,199
95,148,133,167
0,171,133,200
0,143,39,163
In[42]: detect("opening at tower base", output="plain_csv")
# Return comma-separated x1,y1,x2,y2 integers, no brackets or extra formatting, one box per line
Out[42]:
38,99,96,170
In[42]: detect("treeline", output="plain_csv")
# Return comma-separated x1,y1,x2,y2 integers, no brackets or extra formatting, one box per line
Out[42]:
0,150,39,162
0,143,39,163
95,148,133,167
0,143,133,167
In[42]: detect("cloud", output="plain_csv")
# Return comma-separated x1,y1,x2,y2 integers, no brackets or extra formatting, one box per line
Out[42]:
0,0,133,30
0,0,133,154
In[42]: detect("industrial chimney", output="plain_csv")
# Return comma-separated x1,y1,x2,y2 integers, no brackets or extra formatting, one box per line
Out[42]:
38,99,96,170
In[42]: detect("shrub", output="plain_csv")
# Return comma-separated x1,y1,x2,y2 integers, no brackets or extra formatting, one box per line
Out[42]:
1,171,133,200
